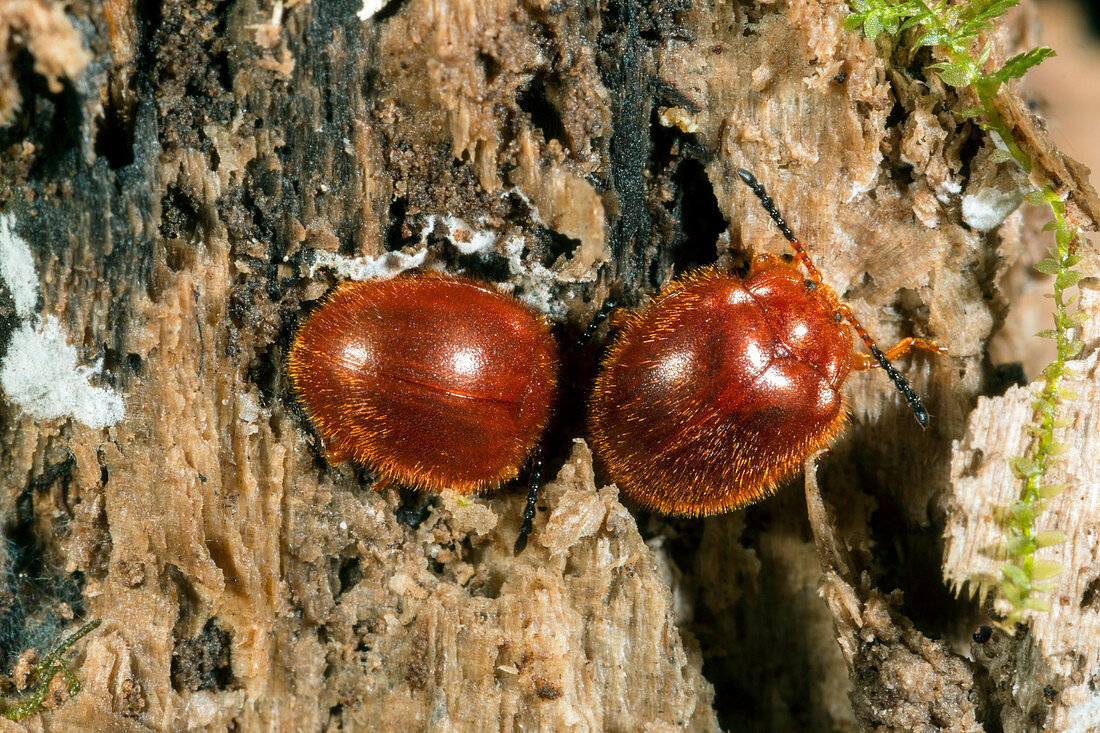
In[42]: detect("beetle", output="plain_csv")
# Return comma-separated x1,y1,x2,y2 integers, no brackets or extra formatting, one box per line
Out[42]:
287,273,558,547
587,168,944,515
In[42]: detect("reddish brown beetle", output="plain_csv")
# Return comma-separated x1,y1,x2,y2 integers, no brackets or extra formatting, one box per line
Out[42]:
588,169,944,515
288,274,558,516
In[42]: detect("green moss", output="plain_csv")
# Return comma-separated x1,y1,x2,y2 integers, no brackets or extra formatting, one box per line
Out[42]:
2,618,101,722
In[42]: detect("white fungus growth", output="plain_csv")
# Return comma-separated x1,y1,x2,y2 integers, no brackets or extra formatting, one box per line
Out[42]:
357,0,392,20
1062,689,1100,733
0,213,40,317
0,213,125,428
420,214,499,255
499,234,561,317
933,178,963,203
0,316,125,429
308,248,428,281
961,185,1024,232
306,214,498,281
306,207,570,317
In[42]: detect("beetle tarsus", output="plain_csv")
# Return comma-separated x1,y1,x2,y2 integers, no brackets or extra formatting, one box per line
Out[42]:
581,298,618,345
514,450,543,555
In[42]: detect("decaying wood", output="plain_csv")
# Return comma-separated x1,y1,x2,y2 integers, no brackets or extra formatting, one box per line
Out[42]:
0,0,1096,730
0,0,90,126
943,288,1100,733
806,457,983,732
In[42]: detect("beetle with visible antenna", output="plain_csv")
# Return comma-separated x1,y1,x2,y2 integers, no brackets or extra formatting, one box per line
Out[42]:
587,168,946,516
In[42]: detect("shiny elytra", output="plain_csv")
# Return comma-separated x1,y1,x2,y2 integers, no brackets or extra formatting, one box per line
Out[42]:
288,274,557,494
588,256,853,516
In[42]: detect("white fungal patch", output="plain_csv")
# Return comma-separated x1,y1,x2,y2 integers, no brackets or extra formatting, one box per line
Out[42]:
308,248,428,281
0,212,125,428
961,185,1024,232
1062,689,1100,733
933,177,963,203
0,213,40,317
420,214,499,255
1,316,125,429
307,209,567,317
499,234,562,317
357,0,392,20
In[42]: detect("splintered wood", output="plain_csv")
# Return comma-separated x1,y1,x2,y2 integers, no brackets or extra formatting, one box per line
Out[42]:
944,288,1100,732
805,459,984,732
308,441,720,731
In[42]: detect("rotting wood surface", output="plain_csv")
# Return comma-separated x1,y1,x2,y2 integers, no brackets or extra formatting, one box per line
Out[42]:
0,0,1096,731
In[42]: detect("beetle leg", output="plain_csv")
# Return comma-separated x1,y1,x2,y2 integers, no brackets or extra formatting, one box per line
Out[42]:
514,449,543,555
580,296,619,346
394,486,432,529
851,337,946,371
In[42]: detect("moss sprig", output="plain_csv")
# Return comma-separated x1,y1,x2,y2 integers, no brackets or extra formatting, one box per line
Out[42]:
999,185,1083,627
2,619,101,721
845,0,1089,629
